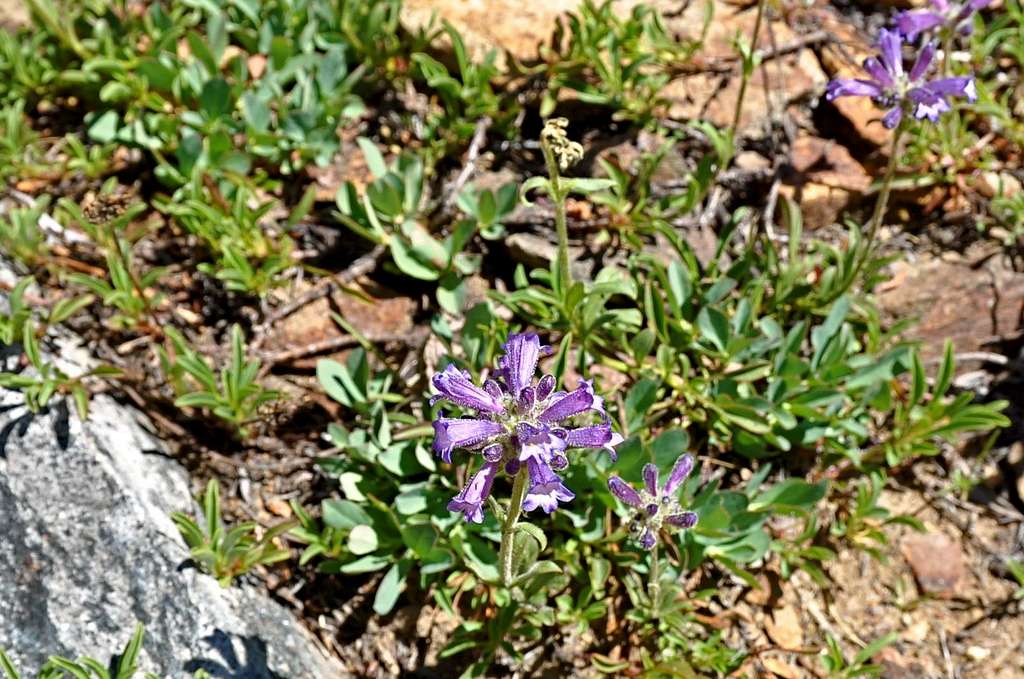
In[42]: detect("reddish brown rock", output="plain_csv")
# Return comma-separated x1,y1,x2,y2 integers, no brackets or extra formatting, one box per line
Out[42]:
877,253,1024,361
779,136,871,229
901,532,967,598
402,0,826,137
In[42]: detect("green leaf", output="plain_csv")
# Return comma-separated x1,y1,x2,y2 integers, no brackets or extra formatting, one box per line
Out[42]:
200,78,232,119
323,499,371,530
357,137,388,178
347,524,379,555
750,479,828,512
624,379,658,433
373,560,411,615
696,306,730,352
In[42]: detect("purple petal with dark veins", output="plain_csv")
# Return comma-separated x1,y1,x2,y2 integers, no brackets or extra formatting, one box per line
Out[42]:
909,41,936,83
608,476,642,507
639,528,657,550
663,454,695,495
642,463,659,496
432,416,504,464
894,10,944,40
665,512,699,529
482,443,504,462
517,426,566,464
536,374,556,401
447,460,500,523
431,364,506,413
825,79,882,101
538,379,603,423
522,457,574,514
498,333,542,398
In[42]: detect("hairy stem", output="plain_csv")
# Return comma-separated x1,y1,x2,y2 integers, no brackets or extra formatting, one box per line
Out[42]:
541,140,571,295
499,465,530,586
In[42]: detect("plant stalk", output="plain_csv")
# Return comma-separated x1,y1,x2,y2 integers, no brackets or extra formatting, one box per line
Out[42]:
540,139,571,295
648,542,661,609
850,124,905,286
499,465,530,586
728,0,768,150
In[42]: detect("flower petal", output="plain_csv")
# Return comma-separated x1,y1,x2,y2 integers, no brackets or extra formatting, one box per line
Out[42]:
538,379,603,423
608,476,642,507
878,28,904,80
563,421,623,460
862,57,892,88
497,333,545,398
909,41,936,82
522,457,574,514
432,416,504,464
642,463,659,496
894,10,944,40
925,76,976,100
881,106,904,129
665,512,699,529
639,528,657,550
825,79,882,101
447,461,500,524
431,364,506,413
517,424,566,463
536,374,556,401
663,454,695,495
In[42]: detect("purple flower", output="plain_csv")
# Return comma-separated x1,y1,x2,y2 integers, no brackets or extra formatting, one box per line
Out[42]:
825,28,976,129
895,0,991,41
608,453,699,550
431,333,623,522
448,461,500,523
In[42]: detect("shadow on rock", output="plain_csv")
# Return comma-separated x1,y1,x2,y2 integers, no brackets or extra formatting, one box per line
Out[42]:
185,630,284,679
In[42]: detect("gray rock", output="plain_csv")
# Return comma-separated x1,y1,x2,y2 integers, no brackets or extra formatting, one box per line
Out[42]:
0,388,346,678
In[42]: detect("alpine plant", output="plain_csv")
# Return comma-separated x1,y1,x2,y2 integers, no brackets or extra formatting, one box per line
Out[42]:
825,28,976,129
608,454,699,550
431,333,622,523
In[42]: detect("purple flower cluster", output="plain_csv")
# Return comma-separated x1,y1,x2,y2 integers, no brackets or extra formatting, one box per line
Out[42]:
895,0,991,41
608,454,699,550
432,333,622,523
826,28,976,129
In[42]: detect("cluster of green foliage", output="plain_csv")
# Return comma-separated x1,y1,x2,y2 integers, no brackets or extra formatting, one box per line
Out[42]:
171,479,292,587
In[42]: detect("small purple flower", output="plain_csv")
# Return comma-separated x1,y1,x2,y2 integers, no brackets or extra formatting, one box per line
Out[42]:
895,0,991,41
432,333,623,522
608,453,699,550
825,28,976,129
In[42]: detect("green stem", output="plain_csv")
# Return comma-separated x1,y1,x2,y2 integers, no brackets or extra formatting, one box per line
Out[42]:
728,0,767,151
849,124,905,286
541,140,571,295
499,465,530,587
649,543,661,609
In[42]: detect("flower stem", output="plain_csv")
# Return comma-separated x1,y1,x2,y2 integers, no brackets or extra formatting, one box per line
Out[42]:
499,465,530,587
728,0,767,152
849,123,905,286
540,138,571,295
648,542,661,609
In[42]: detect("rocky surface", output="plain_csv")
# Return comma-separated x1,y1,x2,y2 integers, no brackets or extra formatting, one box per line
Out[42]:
0,368,343,678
